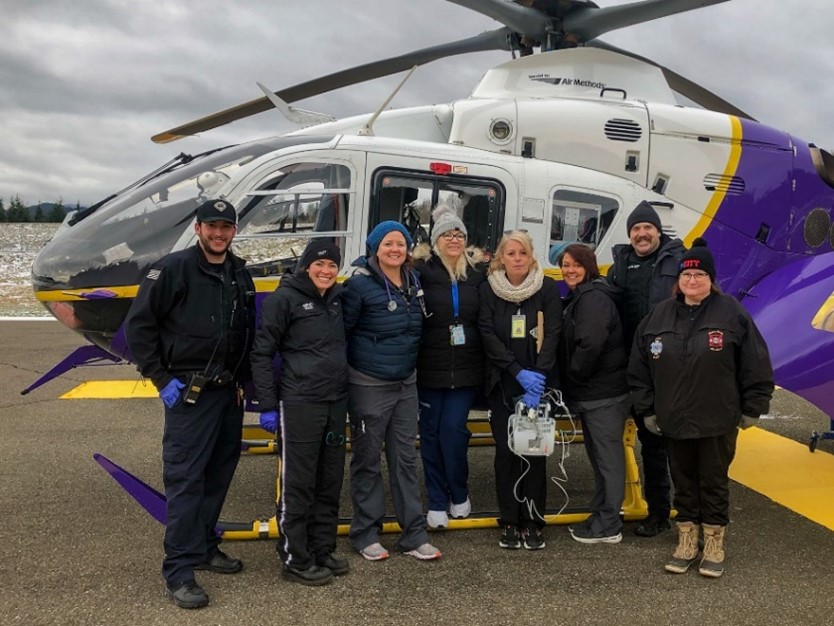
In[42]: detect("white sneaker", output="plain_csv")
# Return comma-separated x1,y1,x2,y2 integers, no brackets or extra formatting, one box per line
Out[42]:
426,510,449,529
359,542,389,561
404,543,442,560
449,497,471,519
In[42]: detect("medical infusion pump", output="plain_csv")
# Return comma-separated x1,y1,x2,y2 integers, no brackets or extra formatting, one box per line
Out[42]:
509,401,557,457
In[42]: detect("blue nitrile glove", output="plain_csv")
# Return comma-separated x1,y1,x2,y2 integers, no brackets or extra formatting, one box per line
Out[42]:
515,369,545,394
643,415,661,436
159,378,185,408
259,410,280,434
740,415,758,430
523,389,542,409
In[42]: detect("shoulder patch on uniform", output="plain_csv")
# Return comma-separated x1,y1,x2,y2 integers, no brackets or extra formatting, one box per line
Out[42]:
146,269,161,280
302,302,314,310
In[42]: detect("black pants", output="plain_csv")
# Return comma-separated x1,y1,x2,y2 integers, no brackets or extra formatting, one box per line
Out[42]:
162,384,243,586
276,399,347,569
488,388,547,529
635,414,672,519
666,430,738,526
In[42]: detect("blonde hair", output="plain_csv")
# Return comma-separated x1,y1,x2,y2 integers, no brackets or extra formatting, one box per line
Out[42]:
434,243,474,281
489,230,538,275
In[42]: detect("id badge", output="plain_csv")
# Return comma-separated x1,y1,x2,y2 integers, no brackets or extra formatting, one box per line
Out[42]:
511,314,527,339
450,324,466,346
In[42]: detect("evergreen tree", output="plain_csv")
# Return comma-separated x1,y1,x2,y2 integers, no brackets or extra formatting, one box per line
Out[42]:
7,195,28,222
49,199,66,223
34,205,45,222
0,197,6,223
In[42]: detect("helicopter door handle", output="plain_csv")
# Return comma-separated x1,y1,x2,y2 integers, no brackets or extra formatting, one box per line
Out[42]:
601,87,627,100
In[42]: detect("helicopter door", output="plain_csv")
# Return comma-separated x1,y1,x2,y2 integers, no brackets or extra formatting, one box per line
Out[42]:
232,159,360,276
367,166,507,254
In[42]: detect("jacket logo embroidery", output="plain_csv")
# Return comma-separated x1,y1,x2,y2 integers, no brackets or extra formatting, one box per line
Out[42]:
708,330,724,351
146,269,161,280
650,337,663,359
302,302,314,310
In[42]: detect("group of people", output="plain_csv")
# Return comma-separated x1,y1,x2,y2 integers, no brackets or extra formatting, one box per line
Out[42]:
125,197,774,609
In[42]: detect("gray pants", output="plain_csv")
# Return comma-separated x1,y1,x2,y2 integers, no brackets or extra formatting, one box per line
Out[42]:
575,395,629,535
348,379,428,552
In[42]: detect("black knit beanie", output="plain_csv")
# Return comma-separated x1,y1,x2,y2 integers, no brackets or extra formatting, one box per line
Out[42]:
626,200,662,234
679,238,716,280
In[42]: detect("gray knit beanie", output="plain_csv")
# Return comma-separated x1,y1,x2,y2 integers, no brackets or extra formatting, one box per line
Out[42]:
430,205,467,246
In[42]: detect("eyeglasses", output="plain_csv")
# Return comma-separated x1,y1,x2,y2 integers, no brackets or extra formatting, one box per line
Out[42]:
441,232,466,241
680,271,710,282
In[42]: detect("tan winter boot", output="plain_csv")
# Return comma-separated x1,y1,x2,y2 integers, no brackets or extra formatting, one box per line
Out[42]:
699,524,726,578
664,521,700,574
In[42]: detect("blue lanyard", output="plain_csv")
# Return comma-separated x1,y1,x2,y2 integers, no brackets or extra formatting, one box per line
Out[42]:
451,281,459,320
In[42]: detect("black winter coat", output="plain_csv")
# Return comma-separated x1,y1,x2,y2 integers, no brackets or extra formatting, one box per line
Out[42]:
558,279,628,402
342,256,424,381
608,234,684,350
125,245,256,390
413,253,487,389
628,292,774,439
478,275,562,398
249,271,347,411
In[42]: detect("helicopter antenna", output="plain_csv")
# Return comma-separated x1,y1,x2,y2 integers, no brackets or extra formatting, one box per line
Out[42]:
357,65,418,137
255,82,336,126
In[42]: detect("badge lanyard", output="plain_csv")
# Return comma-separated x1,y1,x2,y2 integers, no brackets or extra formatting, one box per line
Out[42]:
449,280,465,345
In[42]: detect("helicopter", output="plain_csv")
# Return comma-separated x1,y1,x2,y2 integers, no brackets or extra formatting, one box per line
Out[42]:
25,0,834,532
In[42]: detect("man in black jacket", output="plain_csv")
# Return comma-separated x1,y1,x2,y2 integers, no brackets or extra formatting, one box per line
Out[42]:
608,201,684,537
125,199,255,609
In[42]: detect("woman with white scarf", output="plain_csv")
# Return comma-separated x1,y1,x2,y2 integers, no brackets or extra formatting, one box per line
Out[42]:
478,230,562,551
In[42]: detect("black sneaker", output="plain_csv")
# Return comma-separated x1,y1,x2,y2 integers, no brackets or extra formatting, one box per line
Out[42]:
166,581,209,609
195,550,243,574
635,516,672,538
498,524,521,549
570,524,623,544
282,563,334,586
522,527,546,550
317,554,350,576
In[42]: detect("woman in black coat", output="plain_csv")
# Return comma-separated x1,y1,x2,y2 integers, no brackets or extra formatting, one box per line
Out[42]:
557,243,629,545
478,230,562,551
413,206,487,529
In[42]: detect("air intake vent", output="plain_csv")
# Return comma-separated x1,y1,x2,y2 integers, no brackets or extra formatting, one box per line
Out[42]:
604,118,642,142
703,174,745,196
804,208,830,248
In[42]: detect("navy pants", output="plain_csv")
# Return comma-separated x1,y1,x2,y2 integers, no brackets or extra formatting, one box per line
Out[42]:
635,413,672,519
276,399,347,570
667,430,738,526
417,387,477,511
488,388,547,529
161,384,242,587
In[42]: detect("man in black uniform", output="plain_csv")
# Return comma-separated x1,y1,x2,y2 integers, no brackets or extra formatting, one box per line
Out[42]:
125,198,256,609
608,201,684,537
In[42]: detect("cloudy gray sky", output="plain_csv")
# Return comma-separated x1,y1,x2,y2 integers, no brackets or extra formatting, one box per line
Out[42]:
2,0,831,207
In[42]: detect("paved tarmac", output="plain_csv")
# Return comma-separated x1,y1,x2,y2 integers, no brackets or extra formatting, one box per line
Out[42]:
3,320,834,626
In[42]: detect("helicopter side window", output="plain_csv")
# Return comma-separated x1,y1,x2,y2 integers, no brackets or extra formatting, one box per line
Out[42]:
371,169,504,253
548,190,619,264
235,162,353,276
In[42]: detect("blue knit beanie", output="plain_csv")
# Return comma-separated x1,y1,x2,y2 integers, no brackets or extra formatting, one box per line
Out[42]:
366,220,413,255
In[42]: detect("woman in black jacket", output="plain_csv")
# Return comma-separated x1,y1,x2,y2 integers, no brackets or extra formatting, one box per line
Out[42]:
250,239,349,587
629,239,774,578
478,230,562,551
557,243,629,545
413,206,487,529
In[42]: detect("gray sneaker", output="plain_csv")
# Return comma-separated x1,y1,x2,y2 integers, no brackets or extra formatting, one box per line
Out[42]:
403,543,441,560
359,542,390,561
569,525,623,544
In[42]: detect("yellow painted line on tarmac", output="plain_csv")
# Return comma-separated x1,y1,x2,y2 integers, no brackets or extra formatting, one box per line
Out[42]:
61,380,157,399
731,427,834,531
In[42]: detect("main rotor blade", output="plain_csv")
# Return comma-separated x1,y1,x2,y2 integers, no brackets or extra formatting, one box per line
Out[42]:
565,0,730,42
152,28,513,143
446,0,550,40
588,39,755,120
